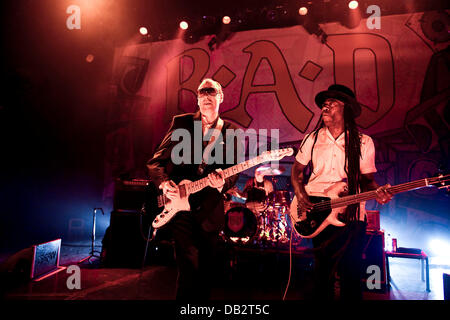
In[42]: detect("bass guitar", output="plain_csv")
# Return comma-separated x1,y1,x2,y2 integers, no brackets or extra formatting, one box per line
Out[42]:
150,148,294,229
289,174,450,238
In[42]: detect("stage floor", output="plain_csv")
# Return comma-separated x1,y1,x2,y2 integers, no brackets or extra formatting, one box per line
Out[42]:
1,239,449,301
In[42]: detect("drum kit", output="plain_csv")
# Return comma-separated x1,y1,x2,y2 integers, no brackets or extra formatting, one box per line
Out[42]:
222,165,301,246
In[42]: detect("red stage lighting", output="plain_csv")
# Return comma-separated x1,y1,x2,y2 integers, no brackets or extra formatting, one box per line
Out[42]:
86,54,94,63
139,27,148,35
222,16,231,25
348,1,359,10
179,21,189,30
298,7,308,16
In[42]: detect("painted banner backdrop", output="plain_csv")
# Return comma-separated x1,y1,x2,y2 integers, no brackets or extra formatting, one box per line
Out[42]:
104,12,449,248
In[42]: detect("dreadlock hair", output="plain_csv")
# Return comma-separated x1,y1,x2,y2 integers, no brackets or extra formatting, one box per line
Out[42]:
299,104,362,222
342,104,362,222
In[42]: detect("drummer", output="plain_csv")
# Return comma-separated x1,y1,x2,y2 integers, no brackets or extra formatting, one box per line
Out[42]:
242,169,274,213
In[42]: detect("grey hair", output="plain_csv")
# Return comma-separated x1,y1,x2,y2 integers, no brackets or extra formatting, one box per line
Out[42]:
198,78,223,96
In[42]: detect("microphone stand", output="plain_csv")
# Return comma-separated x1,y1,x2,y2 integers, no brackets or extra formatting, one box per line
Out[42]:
78,208,104,264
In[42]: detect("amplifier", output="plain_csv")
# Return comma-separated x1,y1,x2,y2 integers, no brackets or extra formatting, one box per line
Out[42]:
366,210,380,231
113,179,151,212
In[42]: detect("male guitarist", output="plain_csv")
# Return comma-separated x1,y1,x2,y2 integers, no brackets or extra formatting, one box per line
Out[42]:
147,78,240,300
291,84,393,300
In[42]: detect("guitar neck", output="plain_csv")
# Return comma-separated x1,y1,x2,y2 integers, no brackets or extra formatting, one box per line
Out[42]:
157,148,293,207
329,177,438,209
186,155,267,194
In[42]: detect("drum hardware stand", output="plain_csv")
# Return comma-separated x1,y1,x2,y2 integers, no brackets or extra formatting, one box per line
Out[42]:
78,208,104,264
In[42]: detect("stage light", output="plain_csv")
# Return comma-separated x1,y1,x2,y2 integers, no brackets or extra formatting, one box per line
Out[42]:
348,1,359,10
86,54,94,63
342,1,362,29
139,27,148,35
222,16,231,25
179,21,189,30
429,239,450,257
298,7,308,16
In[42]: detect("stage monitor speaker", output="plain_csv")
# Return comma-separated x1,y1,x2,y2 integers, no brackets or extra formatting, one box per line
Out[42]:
361,230,387,293
0,239,65,290
30,239,65,280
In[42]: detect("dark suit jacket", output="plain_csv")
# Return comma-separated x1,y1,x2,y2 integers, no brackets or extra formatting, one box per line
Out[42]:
147,111,241,232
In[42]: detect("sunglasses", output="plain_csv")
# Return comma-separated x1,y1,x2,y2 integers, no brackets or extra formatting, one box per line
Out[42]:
198,87,219,96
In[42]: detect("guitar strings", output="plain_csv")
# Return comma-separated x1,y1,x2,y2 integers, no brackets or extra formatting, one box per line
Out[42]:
164,175,449,210
308,176,449,212
158,149,293,200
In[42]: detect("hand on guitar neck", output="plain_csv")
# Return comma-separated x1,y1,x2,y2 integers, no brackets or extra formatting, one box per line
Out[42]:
207,168,225,192
159,169,226,199
374,184,393,204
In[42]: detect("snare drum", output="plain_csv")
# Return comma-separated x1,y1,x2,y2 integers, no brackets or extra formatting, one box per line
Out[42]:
224,205,258,243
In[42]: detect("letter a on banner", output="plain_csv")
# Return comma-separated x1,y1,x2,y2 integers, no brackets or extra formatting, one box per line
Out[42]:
221,40,313,133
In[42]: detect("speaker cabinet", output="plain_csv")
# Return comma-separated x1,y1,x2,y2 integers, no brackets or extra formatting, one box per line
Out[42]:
102,211,174,268
102,211,150,268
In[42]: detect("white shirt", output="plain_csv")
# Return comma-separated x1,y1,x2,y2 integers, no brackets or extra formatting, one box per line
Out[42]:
295,127,377,219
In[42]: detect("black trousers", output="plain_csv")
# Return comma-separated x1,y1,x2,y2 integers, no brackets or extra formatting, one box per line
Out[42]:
311,220,367,300
169,211,220,301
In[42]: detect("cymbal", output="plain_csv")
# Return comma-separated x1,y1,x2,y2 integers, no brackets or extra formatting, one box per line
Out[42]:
255,164,285,175
226,186,247,200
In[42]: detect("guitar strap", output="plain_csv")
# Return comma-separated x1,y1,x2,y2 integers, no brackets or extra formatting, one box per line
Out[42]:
198,117,224,175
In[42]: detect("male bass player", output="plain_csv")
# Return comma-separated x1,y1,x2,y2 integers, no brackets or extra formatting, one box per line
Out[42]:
147,78,241,300
290,84,393,300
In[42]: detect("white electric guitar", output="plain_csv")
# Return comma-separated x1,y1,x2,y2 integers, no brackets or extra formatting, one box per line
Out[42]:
150,148,294,229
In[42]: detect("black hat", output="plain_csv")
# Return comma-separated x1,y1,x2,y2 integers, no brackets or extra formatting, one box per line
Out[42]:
315,84,361,117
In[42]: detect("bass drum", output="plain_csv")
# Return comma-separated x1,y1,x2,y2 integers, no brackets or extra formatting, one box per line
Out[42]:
223,205,258,244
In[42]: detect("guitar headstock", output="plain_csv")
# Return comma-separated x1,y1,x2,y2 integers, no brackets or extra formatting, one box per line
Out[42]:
430,173,450,190
261,148,294,161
